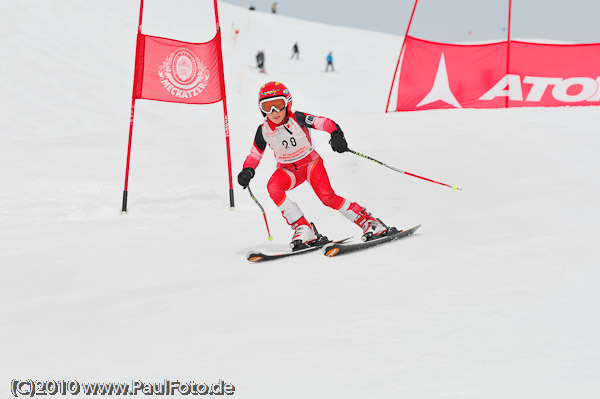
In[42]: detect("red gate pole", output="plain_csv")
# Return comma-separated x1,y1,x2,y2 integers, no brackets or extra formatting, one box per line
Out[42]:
505,0,513,109
213,0,235,209
121,0,145,214
385,0,420,113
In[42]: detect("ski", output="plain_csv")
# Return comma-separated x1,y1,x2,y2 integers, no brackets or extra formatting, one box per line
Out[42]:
322,225,421,257
247,236,352,263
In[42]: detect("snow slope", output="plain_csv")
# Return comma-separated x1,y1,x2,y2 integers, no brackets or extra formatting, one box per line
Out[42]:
1,1,599,398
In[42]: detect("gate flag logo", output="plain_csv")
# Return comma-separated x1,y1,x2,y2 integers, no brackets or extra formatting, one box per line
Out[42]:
158,48,211,99
416,53,462,109
134,34,223,104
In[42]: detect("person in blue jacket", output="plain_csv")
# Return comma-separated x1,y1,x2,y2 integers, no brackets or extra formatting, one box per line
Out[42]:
326,51,334,72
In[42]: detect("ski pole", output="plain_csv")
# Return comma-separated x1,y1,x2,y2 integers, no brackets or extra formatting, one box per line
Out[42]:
247,184,274,241
347,149,462,191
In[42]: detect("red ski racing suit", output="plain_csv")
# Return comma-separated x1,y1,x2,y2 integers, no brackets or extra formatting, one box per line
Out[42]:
242,111,364,225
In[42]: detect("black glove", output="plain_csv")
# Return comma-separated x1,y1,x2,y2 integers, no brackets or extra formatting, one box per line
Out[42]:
329,126,348,153
237,167,255,188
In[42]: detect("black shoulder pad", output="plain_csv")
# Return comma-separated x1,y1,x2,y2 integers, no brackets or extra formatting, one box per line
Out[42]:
254,125,267,152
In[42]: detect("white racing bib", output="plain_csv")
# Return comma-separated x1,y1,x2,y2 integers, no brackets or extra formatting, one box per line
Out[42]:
262,118,313,164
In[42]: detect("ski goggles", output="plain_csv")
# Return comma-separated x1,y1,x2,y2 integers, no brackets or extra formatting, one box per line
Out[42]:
260,97,287,113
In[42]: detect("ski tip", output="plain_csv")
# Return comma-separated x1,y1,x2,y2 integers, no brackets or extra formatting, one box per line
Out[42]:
403,224,421,234
248,255,264,263
324,246,340,257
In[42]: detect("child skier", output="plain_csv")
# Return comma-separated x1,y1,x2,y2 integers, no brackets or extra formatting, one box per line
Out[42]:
237,81,387,248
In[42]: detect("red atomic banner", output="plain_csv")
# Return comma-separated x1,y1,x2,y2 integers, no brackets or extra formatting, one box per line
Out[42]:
395,36,600,111
133,34,223,104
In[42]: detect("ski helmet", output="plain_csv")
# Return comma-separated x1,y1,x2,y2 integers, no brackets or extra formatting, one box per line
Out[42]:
258,81,292,116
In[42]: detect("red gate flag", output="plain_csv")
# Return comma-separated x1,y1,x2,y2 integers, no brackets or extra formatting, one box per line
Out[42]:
122,0,235,213
133,34,223,104
394,36,600,111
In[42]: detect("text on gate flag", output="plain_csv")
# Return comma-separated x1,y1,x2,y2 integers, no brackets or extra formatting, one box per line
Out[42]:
395,36,600,111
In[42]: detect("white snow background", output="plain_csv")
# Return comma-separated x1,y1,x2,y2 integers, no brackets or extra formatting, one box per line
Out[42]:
1,1,599,398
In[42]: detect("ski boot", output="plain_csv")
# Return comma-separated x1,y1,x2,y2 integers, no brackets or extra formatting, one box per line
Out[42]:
354,208,389,242
290,217,329,250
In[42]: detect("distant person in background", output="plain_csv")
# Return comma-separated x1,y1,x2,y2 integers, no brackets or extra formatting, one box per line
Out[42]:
271,2,278,13
291,42,299,59
256,50,265,72
325,51,334,72
249,5,255,11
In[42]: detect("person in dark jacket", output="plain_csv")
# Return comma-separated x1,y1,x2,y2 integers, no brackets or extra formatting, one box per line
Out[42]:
291,42,299,59
256,50,265,72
